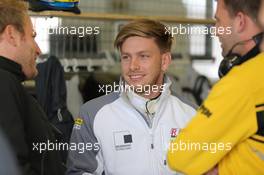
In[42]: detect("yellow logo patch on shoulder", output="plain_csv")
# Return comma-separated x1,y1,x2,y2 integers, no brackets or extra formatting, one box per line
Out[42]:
75,118,84,125
74,117,84,129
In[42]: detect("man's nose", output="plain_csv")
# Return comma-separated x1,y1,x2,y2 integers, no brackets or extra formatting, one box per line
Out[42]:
129,57,140,71
35,43,42,56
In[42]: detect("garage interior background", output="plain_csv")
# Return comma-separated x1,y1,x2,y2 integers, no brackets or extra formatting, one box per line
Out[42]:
27,0,221,117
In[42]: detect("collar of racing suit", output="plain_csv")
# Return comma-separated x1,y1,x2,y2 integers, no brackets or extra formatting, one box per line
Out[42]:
119,75,172,128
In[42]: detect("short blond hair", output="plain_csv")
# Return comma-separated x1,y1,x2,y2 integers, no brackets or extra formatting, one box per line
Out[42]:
114,19,172,53
0,0,28,35
222,0,260,21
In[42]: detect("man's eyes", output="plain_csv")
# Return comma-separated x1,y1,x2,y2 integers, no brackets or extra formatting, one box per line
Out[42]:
121,55,129,60
121,54,150,60
140,54,150,58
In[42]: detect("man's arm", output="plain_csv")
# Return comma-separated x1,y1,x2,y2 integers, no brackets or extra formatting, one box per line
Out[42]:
66,105,104,175
0,74,37,175
0,130,21,175
167,75,257,174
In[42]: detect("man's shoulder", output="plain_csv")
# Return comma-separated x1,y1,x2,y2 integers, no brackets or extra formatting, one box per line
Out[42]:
80,92,120,119
0,69,16,82
170,92,198,110
223,52,264,88
0,69,21,90
240,52,264,73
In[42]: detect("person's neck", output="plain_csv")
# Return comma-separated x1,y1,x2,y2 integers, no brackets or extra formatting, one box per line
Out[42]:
260,39,264,51
0,45,18,63
238,40,257,56
235,29,262,56
142,75,165,99
138,91,161,100
137,80,165,100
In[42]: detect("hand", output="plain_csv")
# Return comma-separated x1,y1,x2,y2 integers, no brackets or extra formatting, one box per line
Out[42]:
205,165,218,175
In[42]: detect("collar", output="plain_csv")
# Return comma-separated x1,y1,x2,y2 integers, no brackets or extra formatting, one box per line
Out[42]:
0,56,25,82
238,43,260,65
120,75,172,116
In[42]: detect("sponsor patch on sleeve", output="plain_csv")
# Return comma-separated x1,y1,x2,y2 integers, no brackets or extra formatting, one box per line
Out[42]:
74,117,84,130
198,104,212,118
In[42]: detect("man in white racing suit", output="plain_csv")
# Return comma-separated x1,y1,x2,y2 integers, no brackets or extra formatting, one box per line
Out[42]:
66,19,196,175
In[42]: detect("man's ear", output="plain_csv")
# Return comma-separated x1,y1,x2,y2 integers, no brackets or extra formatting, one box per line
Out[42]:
161,52,172,72
2,25,21,47
258,1,264,29
261,38,264,51
234,12,246,34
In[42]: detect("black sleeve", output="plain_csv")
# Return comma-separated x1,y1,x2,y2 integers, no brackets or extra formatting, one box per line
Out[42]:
0,73,37,175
